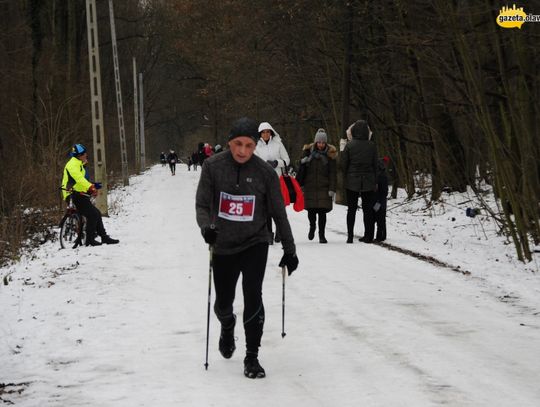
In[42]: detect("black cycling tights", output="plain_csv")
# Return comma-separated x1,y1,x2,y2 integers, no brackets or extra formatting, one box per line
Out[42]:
212,243,269,354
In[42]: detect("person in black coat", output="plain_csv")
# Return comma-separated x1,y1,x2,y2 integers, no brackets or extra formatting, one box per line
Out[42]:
374,157,389,242
197,142,207,165
191,151,199,171
196,117,298,379
167,150,179,175
340,120,378,243
299,129,337,244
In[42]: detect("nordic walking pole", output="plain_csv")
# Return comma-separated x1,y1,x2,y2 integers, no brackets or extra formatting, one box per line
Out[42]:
204,245,213,370
281,265,287,338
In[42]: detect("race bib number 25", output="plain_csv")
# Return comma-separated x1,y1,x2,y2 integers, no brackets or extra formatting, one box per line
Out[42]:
218,192,256,222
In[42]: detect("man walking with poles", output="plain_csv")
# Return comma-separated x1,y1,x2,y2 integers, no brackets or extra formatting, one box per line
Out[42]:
196,117,299,379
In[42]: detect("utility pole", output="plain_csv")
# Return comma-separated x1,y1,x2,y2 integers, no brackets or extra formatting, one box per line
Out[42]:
108,0,129,186
85,0,108,214
133,58,140,172
138,72,146,171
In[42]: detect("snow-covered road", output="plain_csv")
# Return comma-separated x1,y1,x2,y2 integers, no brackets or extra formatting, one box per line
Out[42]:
1,164,539,406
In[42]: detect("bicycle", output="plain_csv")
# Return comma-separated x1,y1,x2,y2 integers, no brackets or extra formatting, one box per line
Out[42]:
59,192,88,249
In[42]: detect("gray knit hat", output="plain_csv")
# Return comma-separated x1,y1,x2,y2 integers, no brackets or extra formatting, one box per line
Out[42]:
314,128,328,143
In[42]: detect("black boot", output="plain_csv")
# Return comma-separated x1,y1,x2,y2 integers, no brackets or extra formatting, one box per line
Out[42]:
346,208,356,244
219,315,236,359
375,222,386,242
244,352,266,379
308,225,316,240
86,239,102,246
318,213,327,243
101,235,119,245
346,224,354,244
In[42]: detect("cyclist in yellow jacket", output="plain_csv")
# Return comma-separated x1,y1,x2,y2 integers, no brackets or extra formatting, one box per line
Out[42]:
62,144,119,246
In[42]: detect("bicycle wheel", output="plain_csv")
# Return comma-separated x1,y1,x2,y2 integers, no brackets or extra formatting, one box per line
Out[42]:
59,213,85,249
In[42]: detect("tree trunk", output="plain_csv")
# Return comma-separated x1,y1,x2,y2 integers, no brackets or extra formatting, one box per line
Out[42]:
28,0,43,159
336,3,353,205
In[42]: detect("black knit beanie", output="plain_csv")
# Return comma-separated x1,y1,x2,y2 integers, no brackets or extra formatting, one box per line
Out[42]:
228,117,260,142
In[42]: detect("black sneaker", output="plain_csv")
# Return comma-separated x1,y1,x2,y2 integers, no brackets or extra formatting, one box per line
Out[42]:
86,239,102,246
101,236,119,245
219,316,236,359
244,355,266,379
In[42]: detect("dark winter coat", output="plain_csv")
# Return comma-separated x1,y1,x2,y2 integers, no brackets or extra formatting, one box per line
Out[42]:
198,149,206,164
197,142,206,164
196,150,296,255
167,152,179,163
341,128,378,192
300,143,337,211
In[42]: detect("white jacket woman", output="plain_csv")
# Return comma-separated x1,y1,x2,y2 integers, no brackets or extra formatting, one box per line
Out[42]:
255,122,290,176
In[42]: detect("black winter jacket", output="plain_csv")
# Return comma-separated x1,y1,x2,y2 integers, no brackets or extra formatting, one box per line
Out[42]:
167,152,179,163
341,132,378,192
196,151,296,255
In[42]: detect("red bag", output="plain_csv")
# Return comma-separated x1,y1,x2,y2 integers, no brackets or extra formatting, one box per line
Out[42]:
279,174,304,212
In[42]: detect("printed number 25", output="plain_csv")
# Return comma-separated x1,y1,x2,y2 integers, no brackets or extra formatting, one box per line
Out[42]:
229,202,243,215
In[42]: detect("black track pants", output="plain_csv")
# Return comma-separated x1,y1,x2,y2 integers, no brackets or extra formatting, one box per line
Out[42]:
72,194,106,240
375,202,387,240
346,189,375,240
212,243,269,354
307,208,327,234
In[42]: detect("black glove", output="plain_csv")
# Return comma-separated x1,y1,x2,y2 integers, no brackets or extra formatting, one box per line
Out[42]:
267,160,278,168
279,252,299,275
201,225,218,245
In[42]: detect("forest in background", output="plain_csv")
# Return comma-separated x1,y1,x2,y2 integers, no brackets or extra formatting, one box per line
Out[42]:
0,0,538,265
